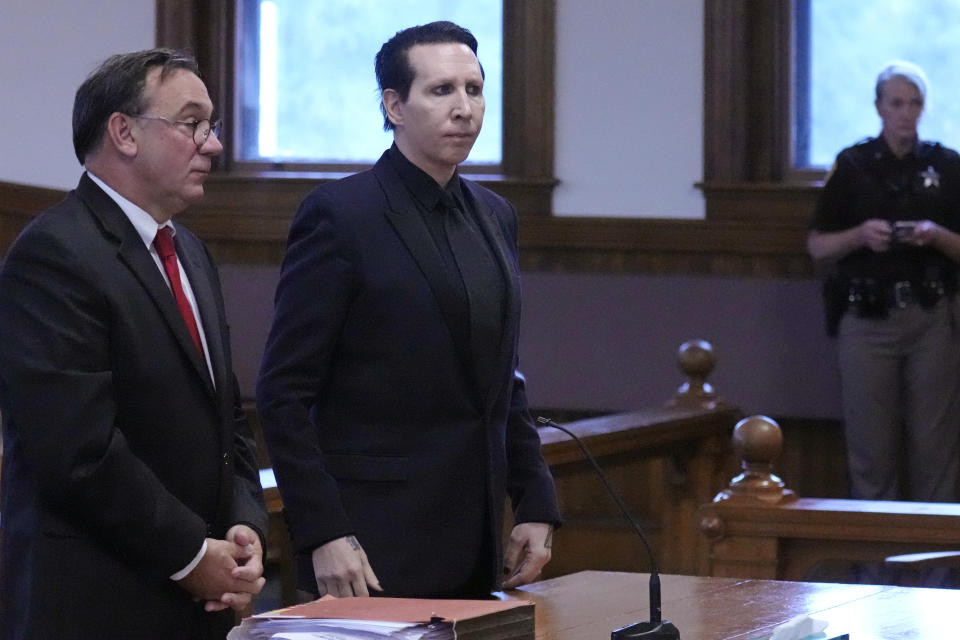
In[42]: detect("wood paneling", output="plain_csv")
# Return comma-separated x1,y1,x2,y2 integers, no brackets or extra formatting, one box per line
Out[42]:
536,405,741,579
703,1,796,184
502,0,556,182
776,417,847,499
180,176,818,273
0,182,65,255
0,179,818,276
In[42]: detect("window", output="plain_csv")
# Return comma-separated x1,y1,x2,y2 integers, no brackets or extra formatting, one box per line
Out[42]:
157,0,556,217
235,0,503,167
794,0,960,169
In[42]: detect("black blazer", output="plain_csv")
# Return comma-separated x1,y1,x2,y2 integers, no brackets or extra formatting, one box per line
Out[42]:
0,174,266,639
257,151,560,598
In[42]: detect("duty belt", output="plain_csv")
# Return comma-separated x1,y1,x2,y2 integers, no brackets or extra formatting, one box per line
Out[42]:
847,277,947,316
892,280,914,308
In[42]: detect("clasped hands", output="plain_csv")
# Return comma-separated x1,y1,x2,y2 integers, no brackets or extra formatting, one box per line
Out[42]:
179,524,266,612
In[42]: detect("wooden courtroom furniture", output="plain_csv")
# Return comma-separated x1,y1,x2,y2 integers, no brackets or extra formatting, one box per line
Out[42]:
537,403,737,579
505,569,960,639
536,339,739,579
699,415,960,584
885,550,960,586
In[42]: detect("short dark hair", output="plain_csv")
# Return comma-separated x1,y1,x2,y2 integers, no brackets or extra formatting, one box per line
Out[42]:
374,21,483,131
72,48,199,164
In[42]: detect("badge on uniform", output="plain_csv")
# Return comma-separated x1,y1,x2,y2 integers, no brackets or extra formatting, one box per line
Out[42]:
920,165,940,189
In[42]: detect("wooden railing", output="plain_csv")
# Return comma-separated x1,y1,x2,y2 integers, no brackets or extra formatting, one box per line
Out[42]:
533,339,741,580
698,416,960,585
535,340,738,578
538,401,738,579
0,181,64,256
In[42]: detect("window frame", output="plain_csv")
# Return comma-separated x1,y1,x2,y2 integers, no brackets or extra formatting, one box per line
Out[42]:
156,0,556,208
231,0,509,173
702,1,824,190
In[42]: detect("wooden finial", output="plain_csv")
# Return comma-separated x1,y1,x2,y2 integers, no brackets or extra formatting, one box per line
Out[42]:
668,339,725,409
713,415,796,504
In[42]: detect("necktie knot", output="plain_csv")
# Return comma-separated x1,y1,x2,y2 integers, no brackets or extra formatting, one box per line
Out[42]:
154,226,176,259
439,191,460,214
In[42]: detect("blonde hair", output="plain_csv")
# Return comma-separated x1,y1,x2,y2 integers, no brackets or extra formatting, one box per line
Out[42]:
875,60,928,103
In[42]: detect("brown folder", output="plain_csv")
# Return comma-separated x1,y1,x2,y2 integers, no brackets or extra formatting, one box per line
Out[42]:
232,595,534,640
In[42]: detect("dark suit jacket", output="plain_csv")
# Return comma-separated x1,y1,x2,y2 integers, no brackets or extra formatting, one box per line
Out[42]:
0,174,267,639
257,150,560,598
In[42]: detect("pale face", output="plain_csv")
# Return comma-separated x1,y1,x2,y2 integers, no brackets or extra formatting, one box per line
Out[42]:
385,42,485,185
129,67,222,220
875,75,924,145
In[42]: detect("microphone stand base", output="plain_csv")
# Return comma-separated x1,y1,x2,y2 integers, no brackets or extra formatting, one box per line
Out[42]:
611,620,680,639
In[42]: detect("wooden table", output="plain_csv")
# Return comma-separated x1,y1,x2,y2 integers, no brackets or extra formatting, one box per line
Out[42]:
503,570,958,639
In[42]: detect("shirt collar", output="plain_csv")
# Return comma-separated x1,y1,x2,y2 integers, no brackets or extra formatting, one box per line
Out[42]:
85,171,173,248
386,143,465,211
876,134,921,160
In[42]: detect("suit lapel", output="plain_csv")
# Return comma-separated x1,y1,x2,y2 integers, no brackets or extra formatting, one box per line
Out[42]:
373,158,480,389
76,176,216,399
372,156,521,415
461,180,522,416
175,230,224,394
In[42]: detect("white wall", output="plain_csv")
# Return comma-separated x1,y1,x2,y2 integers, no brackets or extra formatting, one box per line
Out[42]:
0,1,154,189
553,0,704,218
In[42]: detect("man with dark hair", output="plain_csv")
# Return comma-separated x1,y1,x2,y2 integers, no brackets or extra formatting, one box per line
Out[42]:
0,48,267,639
374,20,483,131
257,21,561,600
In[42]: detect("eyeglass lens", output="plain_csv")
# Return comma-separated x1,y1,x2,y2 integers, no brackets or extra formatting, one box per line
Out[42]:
193,120,222,147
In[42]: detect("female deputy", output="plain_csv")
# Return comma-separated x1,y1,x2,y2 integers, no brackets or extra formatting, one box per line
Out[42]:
808,61,960,502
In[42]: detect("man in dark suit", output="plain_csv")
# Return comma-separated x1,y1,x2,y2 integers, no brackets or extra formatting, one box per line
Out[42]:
0,49,267,639
257,21,561,600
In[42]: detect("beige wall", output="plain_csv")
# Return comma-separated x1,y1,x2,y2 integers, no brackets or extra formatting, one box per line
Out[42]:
0,1,155,189
554,0,703,219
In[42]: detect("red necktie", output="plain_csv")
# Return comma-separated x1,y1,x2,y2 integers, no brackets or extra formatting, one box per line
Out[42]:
153,227,206,360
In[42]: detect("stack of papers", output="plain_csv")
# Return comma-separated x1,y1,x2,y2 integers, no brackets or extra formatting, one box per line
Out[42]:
228,595,535,640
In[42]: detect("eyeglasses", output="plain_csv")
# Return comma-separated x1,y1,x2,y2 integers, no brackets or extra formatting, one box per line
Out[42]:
131,115,222,148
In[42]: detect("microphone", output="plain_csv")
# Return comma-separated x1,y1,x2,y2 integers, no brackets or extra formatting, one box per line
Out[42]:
537,417,680,640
